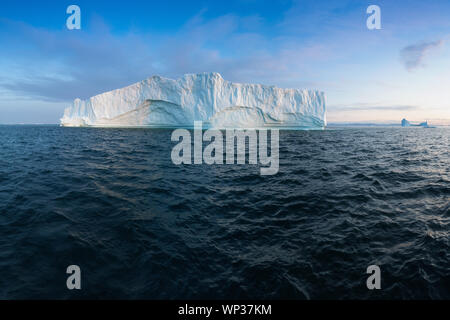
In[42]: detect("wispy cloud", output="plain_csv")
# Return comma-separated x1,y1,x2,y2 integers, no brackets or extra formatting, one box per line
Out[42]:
329,104,420,111
0,14,335,102
400,40,444,71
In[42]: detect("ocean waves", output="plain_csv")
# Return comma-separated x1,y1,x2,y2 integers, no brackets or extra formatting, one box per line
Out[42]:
0,125,448,299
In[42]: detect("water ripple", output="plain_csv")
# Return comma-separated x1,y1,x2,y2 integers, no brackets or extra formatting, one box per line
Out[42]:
0,125,448,299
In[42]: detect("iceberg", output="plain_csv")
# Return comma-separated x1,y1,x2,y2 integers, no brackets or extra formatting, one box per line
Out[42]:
401,118,411,127
60,72,326,129
401,119,434,128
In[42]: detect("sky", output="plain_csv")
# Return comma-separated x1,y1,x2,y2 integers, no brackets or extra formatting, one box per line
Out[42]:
0,0,449,124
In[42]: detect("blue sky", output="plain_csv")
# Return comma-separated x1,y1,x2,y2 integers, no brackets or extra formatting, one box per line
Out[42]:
0,0,449,124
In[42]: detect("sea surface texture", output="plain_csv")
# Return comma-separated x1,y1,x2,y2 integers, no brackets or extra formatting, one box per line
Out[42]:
0,125,448,299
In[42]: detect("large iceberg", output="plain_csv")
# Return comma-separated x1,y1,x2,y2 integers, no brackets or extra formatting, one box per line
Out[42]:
60,72,326,129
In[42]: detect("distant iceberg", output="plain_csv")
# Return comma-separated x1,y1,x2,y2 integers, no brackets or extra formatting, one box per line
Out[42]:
401,118,433,128
401,118,411,127
60,72,326,129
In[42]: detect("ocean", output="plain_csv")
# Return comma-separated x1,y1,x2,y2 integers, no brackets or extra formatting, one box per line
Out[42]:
0,125,448,299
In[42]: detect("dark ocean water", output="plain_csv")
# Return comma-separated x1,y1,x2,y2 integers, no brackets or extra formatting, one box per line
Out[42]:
0,125,448,299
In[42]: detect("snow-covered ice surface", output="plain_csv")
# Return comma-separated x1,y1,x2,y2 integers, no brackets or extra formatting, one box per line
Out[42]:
60,72,326,129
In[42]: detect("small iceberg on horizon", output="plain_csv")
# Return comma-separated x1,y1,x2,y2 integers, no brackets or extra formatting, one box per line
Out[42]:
401,119,435,128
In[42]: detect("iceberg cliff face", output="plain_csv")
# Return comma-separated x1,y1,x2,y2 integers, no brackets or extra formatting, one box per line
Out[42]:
60,73,326,129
